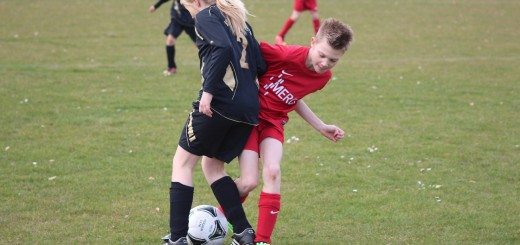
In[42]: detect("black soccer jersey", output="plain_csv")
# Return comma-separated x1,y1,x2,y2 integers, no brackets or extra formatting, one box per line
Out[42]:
153,0,194,27
193,5,266,125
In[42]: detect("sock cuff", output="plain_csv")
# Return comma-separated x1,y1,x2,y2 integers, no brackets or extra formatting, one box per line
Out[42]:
210,176,233,189
240,193,249,203
171,181,194,191
259,191,281,209
260,191,280,199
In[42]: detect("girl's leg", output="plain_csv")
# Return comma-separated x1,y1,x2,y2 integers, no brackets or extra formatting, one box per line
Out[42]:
213,150,259,223
169,146,200,241
202,157,253,235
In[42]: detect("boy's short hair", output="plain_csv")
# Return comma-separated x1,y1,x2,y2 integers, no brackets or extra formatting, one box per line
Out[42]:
316,18,354,52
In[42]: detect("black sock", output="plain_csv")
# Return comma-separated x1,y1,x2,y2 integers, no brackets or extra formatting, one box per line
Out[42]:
169,182,194,241
166,45,176,69
211,176,251,234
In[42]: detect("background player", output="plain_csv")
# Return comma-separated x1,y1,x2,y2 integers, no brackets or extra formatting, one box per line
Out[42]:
149,0,196,76
275,0,320,45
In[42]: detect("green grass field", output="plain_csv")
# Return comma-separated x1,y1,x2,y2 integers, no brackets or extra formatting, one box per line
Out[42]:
1,0,519,244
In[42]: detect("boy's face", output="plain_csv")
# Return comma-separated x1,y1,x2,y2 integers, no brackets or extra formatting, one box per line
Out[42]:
306,37,345,74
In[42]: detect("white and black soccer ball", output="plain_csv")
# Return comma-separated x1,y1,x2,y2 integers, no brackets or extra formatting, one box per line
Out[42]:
187,205,228,245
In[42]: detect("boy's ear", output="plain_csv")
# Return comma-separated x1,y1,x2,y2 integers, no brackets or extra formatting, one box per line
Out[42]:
310,37,316,47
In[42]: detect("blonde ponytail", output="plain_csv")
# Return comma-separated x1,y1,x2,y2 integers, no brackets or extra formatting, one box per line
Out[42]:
215,0,249,37
216,0,250,68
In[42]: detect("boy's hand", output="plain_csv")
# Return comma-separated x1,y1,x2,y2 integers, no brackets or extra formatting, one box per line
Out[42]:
320,125,345,142
149,5,156,13
199,91,213,117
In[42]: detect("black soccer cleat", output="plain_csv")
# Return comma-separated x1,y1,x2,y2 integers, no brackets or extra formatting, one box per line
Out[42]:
161,234,188,245
231,228,255,245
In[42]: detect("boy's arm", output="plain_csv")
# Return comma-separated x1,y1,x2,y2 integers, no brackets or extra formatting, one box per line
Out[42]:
295,100,345,142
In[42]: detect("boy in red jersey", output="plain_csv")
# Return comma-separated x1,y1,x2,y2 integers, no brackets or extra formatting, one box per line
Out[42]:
212,18,354,244
275,0,320,45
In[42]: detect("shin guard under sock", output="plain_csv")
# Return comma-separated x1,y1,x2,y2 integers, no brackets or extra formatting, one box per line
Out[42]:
166,45,176,69
169,182,194,241
313,18,321,34
211,176,251,234
218,194,249,218
255,192,281,244
278,19,295,38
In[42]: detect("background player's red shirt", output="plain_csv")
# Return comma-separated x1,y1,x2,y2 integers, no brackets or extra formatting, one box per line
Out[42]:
258,42,332,125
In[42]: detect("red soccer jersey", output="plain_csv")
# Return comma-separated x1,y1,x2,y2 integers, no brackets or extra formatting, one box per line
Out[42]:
258,42,332,125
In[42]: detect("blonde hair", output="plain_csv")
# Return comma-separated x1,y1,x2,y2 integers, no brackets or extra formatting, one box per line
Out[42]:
182,0,249,37
183,0,251,67
215,0,249,38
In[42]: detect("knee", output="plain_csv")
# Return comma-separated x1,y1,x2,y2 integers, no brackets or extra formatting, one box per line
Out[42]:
238,178,258,194
263,164,281,183
290,11,301,20
166,35,176,45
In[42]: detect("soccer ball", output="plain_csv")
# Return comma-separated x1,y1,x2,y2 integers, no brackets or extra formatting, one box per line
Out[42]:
187,205,228,245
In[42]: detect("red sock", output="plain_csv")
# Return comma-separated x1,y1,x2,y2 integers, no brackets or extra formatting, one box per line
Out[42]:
278,18,295,38
313,18,320,34
218,194,248,216
255,192,281,244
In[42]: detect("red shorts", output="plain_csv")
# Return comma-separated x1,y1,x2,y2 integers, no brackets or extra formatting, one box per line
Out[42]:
294,0,318,12
243,118,285,153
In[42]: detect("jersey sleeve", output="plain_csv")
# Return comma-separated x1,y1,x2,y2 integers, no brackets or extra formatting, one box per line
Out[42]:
153,0,170,9
248,24,267,77
259,42,287,64
195,11,233,94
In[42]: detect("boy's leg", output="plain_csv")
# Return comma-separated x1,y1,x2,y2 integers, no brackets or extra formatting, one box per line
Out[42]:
255,138,284,243
236,150,260,196
255,192,281,244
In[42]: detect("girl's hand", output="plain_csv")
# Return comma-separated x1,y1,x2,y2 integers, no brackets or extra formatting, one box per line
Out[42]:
199,91,213,117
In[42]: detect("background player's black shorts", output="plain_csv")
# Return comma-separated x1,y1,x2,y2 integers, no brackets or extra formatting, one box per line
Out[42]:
164,19,196,42
178,109,254,163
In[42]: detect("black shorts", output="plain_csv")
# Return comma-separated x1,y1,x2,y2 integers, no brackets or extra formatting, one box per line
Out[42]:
178,109,254,163
164,19,196,42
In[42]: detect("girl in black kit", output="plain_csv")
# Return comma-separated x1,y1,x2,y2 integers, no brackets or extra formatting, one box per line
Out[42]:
161,0,266,244
149,0,196,76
